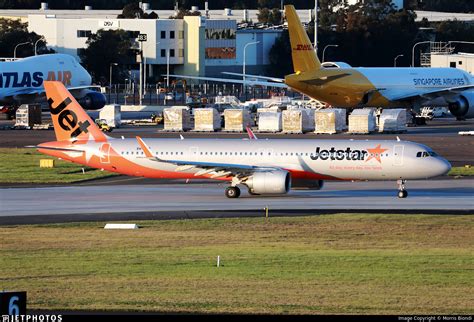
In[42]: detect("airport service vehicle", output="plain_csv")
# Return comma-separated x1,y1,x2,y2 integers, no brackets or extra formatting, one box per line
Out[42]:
0,54,106,114
170,5,474,120
33,81,451,199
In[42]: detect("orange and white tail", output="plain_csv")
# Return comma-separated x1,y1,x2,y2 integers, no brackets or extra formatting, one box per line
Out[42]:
44,81,107,142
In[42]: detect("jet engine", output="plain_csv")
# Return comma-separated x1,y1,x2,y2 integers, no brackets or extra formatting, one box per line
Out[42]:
77,91,106,110
245,170,291,195
448,92,474,119
291,179,324,190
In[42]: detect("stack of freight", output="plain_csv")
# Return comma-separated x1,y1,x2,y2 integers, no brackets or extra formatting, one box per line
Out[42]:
257,111,282,132
163,107,192,131
348,108,376,134
378,109,407,132
193,108,221,131
223,109,253,132
99,104,121,128
15,104,42,127
282,109,315,133
314,109,347,134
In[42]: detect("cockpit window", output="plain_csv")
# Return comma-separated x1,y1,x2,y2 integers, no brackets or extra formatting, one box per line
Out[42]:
417,151,437,158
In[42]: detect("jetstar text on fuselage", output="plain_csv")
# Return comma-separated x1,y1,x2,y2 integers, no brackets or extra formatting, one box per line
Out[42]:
0,71,72,88
310,146,388,162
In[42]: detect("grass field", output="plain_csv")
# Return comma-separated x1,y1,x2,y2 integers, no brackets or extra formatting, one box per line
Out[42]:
0,148,118,183
448,166,474,177
1,214,473,314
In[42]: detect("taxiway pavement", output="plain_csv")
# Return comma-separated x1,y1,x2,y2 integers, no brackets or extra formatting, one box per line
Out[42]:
1,179,472,225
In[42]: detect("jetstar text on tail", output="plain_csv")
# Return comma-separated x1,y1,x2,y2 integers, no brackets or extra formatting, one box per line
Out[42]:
48,96,91,138
0,71,72,88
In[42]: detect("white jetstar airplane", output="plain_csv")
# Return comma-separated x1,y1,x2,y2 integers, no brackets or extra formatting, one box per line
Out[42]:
31,81,451,199
0,54,105,114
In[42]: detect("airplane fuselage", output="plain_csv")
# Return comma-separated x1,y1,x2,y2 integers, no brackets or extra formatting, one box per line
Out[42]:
285,67,474,108
39,138,451,182
0,54,92,105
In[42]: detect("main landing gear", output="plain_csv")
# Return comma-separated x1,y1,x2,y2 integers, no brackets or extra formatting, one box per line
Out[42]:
225,186,241,198
397,179,408,198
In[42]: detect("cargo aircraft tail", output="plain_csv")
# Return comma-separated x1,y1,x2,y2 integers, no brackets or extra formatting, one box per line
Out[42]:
285,5,321,73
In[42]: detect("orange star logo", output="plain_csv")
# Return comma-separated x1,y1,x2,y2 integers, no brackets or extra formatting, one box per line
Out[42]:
365,144,388,163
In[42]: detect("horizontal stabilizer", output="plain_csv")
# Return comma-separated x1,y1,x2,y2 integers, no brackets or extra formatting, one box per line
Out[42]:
25,145,84,153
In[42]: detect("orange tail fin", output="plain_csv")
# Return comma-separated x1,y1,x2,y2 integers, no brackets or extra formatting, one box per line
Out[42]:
44,81,107,142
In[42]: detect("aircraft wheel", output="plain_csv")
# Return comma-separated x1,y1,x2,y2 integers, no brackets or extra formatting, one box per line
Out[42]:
225,186,240,198
398,190,408,198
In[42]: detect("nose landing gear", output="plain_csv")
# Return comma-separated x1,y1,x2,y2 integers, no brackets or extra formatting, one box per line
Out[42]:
397,179,408,198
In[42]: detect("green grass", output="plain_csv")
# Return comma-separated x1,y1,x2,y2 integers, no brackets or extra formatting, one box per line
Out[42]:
448,166,474,177
0,148,118,183
1,214,473,314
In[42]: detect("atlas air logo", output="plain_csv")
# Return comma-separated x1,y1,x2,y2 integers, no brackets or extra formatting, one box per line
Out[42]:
294,44,312,51
0,71,72,88
48,96,90,138
310,145,388,163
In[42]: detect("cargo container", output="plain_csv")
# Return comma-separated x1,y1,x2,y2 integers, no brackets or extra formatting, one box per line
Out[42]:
314,109,346,134
193,108,221,131
223,109,253,132
163,107,192,131
378,109,407,132
348,108,376,134
257,112,282,132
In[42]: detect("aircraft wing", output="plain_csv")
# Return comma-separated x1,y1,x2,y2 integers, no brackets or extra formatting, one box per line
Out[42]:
383,84,474,102
221,72,285,83
136,137,278,179
167,74,289,88
300,73,352,86
4,85,101,99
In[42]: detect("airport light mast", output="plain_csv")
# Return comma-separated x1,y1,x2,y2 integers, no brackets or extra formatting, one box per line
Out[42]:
243,41,260,93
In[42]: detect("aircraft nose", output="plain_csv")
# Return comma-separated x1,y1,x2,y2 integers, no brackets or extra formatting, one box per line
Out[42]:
434,158,451,176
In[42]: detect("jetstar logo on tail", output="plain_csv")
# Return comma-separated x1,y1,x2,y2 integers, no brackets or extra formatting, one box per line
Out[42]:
294,44,312,51
310,145,388,163
48,96,91,138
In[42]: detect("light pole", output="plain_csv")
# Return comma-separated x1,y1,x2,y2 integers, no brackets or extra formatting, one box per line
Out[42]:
109,63,118,103
166,49,170,88
322,44,338,63
314,0,318,54
143,42,159,95
243,41,260,93
14,41,31,59
34,37,44,56
394,54,404,67
412,41,432,67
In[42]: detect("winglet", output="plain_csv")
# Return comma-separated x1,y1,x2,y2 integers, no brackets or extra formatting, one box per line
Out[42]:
136,136,154,158
246,126,258,140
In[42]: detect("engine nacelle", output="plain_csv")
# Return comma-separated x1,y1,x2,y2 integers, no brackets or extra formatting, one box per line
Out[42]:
448,92,474,119
78,91,106,110
245,170,291,195
292,179,324,190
